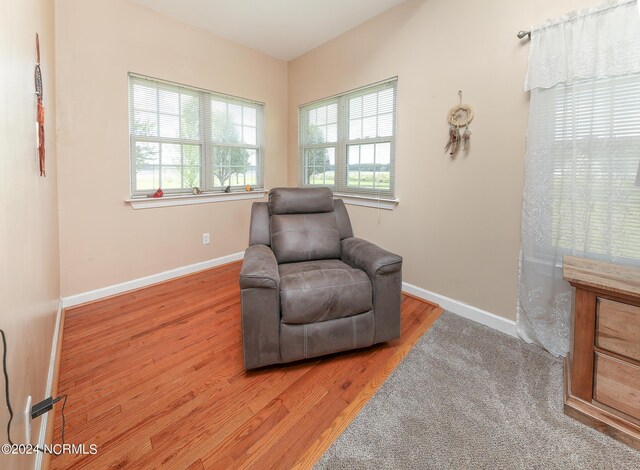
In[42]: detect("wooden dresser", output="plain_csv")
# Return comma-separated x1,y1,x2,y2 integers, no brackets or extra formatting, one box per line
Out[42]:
563,256,640,449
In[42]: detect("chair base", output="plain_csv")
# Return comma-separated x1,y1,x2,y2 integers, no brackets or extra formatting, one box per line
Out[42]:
280,310,375,364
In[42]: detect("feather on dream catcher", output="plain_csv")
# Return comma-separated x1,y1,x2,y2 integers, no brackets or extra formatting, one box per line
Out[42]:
35,33,45,176
444,90,474,157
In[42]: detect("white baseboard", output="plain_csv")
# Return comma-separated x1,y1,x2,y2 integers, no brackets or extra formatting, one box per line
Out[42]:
402,282,518,338
61,252,244,308
34,300,63,470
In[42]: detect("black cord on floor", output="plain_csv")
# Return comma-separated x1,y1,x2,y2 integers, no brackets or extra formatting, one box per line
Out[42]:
31,394,67,455
1,328,68,455
36,394,67,455
58,394,67,446
1,329,14,446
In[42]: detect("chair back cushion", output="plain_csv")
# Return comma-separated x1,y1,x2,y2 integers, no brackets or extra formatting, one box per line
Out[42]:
268,187,334,215
271,213,340,263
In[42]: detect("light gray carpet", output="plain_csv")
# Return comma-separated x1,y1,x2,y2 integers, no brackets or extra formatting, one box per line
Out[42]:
316,312,640,469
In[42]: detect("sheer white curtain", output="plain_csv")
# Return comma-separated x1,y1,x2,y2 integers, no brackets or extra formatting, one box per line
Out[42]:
517,0,640,356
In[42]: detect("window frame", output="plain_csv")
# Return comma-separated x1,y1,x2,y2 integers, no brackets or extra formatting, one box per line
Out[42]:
128,73,265,198
298,78,397,200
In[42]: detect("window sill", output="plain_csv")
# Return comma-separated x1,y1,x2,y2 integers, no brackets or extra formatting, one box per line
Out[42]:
334,193,399,210
125,190,267,210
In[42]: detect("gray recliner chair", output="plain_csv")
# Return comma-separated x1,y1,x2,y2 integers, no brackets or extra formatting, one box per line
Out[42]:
239,187,402,370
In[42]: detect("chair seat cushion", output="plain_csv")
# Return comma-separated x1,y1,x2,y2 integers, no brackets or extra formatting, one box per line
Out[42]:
278,260,373,324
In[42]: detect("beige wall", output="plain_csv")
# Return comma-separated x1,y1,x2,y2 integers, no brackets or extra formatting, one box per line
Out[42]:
287,0,596,321
56,0,288,297
0,0,59,467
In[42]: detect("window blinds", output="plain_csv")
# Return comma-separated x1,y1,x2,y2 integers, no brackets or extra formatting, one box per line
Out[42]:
129,74,264,196
532,73,640,261
299,79,397,199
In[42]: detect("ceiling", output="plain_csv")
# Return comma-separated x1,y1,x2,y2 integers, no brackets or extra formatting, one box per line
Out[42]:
130,0,407,61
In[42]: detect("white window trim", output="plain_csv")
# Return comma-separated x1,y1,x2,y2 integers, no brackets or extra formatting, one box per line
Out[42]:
125,189,398,210
125,189,267,210
335,193,399,210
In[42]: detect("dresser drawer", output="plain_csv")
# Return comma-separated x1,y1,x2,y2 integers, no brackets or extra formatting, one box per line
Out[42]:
593,353,640,421
596,298,640,362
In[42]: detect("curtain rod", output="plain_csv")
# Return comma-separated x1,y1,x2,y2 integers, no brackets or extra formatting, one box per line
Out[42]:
516,0,637,40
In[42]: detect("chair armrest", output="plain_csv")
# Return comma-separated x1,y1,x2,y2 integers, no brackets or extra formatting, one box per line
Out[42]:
239,244,281,369
240,245,279,290
342,237,402,344
341,237,402,277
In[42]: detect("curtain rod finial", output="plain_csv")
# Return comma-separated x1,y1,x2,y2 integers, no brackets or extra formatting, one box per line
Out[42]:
517,31,531,40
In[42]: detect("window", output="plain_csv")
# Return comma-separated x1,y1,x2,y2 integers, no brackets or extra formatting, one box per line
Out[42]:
299,79,397,199
129,74,264,197
545,74,640,261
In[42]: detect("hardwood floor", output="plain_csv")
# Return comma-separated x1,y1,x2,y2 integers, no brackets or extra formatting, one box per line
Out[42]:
50,262,442,469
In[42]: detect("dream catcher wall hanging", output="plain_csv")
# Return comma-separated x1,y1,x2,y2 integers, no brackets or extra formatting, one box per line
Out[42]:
35,33,45,176
444,90,474,157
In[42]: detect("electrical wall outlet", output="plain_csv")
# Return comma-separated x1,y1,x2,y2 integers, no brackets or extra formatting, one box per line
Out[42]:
202,233,210,245
25,395,32,444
